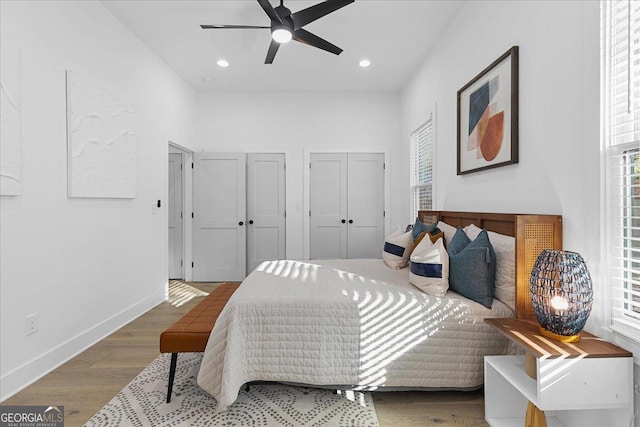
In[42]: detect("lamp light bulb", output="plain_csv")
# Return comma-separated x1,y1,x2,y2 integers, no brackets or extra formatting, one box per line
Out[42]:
550,295,569,311
272,28,292,43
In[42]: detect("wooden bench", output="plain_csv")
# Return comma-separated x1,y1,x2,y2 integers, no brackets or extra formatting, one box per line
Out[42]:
159,282,240,402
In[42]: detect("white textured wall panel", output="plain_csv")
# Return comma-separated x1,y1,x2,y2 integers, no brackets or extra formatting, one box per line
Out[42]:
0,36,22,196
66,70,136,198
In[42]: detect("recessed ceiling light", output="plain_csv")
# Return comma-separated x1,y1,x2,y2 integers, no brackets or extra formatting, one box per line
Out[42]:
202,77,215,83
359,59,371,68
217,59,229,68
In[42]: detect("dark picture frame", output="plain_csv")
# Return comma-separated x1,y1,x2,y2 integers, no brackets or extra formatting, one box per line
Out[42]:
457,46,519,175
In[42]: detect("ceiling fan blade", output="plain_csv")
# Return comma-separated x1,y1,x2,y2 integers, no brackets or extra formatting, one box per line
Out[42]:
257,0,283,24
293,28,342,55
200,25,270,29
290,0,354,30
265,39,280,64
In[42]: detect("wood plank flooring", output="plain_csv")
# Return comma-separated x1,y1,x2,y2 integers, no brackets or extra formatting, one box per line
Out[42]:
2,282,489,427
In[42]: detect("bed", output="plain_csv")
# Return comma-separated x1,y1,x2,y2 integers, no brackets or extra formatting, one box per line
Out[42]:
197,210,563,411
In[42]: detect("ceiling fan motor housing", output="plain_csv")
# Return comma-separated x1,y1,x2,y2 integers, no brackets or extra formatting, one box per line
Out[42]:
201,0,355,64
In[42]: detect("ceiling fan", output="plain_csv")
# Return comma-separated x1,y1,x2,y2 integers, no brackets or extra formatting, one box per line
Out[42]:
200,0,354,64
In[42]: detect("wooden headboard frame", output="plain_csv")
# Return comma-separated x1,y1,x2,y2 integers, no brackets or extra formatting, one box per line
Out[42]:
417,210,563,319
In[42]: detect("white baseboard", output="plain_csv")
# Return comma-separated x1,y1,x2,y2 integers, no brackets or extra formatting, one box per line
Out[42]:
0,291,166,402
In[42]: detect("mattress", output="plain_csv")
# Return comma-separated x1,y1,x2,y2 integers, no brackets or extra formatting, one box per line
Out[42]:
197,259,515,411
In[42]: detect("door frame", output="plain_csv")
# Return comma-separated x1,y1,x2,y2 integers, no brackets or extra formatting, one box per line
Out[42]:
167,142,193,281
168,152,184,279
303,149,390,260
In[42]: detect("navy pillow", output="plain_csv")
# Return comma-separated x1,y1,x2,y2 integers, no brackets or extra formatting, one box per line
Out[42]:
447,228,496,308
412,218,428,240
427,222,441,235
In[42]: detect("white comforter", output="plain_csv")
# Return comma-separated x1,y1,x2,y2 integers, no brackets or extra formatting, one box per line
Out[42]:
197,259,514,411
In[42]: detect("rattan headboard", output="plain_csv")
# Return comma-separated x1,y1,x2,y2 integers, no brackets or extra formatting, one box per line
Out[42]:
418,210,563,319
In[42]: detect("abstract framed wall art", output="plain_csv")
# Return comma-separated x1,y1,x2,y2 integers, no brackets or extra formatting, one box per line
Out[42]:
457,46,519,175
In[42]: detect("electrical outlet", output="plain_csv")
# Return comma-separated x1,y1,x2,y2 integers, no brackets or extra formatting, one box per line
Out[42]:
26,313,39,336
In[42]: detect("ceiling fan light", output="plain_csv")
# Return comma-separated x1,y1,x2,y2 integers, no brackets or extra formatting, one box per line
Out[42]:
272,28,292,44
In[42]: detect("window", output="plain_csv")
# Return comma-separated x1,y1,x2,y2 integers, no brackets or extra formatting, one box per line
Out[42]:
602,0,640,338
410,114,434,217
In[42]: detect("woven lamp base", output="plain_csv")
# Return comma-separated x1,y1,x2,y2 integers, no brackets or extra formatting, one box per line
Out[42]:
538,326,580,343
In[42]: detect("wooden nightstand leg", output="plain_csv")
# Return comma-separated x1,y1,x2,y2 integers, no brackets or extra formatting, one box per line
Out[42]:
524,401,547,427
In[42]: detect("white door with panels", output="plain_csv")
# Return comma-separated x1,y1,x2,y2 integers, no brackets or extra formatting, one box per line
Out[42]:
309,153,384,259
246,153,286,273
168,153,183,279
346,153,385,258
309,153,348,259
193,152,246,281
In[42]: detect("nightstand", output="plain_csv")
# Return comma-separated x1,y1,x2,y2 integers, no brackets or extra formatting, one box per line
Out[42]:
484,318,634,427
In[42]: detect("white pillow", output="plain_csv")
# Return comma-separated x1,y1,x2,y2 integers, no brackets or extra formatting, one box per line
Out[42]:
437,221,457,245
409,237,449,296
382,227,414,269
465,224,516,311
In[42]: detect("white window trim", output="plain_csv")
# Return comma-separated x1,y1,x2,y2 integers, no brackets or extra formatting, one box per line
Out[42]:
601,0,640,342
409,106,437,220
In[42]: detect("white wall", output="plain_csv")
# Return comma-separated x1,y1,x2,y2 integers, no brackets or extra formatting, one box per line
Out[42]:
401,0,602,325
0,0,197,400
195,91,402,260
401,2,640,423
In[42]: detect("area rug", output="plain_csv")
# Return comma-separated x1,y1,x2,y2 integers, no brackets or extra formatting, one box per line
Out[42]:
85,353,379,426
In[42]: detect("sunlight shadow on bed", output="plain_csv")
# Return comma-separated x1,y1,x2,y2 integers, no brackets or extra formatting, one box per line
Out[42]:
260,260,319,282
332,268,471,388
356,291,467,387
254,260,477,389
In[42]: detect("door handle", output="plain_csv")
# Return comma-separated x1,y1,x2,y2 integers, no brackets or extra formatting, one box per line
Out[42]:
249,220,254,224
348,219,353,224
239,221,244,226
341,219,346,224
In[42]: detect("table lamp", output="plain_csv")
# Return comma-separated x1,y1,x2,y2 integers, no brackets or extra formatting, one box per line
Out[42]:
529,250,593,343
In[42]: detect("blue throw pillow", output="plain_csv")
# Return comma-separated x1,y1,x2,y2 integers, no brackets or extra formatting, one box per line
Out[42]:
447,228,496,308
412,218,428,240
448,227,471,253
427,222,442,236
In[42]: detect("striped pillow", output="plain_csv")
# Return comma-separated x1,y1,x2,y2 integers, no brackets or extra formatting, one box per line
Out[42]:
382,228,414,269
409,237,449,296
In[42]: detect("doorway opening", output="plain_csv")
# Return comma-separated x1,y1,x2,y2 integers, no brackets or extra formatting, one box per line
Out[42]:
168,142,193,281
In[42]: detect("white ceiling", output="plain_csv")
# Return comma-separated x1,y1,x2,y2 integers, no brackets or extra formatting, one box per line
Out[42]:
102,0,463,92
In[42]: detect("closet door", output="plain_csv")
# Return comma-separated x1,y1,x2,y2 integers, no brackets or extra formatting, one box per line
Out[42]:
309,152,384,259
347,153,384,258
192,152,246,281
168,153,183,279
247,153,286,273
309,153,348,259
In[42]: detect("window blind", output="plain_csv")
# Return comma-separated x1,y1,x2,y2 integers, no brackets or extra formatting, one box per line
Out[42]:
603,0,640,337
410,115,433,217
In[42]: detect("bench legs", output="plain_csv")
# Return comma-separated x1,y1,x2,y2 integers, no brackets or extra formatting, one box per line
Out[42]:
167,353,178,403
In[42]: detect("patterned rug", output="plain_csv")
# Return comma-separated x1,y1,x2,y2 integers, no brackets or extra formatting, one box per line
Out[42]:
85,353,379,426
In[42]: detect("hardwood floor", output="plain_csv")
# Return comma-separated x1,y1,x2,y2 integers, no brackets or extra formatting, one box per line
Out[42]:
2,282,488,427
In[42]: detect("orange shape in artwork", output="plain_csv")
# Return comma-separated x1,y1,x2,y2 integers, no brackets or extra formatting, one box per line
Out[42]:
479,111,504,161
478,118,489,154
